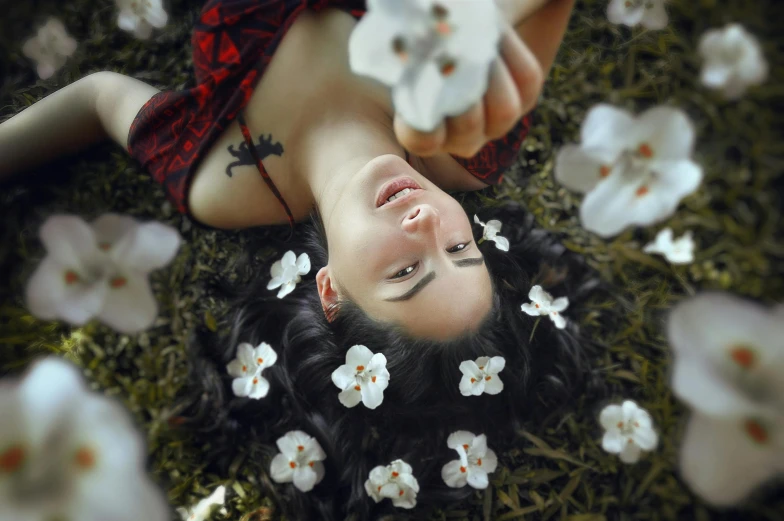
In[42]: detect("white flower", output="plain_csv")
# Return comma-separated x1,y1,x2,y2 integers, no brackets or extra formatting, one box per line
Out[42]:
458,356,505,396
226,342,277,399
555,104,703,237
349,0,502,132
473,215,509,251
25,214,181,333
0,357,168,521
364,459,419,509
22,18,77,80
441,431,498,489
269,431,327,492
599,400,659,464
643,228,694,264
331,345,390,409
267,251,311,299
607,0,668,30
520,285,569,329
667,293,784,506
176,486,226,521
116,0,168,40
698,24,768,100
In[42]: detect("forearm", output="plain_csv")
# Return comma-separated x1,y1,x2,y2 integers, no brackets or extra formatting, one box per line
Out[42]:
0,75,106,180
513,0,576,76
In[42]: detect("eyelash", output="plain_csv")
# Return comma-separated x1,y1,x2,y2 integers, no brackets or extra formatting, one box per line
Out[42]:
390,241,472,279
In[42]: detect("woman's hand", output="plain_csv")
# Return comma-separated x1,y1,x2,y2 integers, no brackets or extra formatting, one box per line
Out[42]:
395,23,543,158
395,0,574,159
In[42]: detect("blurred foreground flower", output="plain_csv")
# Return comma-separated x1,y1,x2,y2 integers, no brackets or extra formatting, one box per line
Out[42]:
22,18,77,80
668,293,784,506
25,214,182,333
177,485,226,521
365,459,419,509
699,24,768,100
599,400,658,463
607,0,668,30
441,431,498,489
116,0,169,39
643,228,695,264
349,0,501,132
0,357,168,521
555,104,702,237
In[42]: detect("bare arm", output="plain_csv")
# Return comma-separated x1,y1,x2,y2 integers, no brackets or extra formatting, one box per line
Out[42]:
0,71,159,181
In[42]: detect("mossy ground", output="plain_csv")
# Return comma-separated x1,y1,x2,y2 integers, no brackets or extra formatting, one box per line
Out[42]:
1,0,782,520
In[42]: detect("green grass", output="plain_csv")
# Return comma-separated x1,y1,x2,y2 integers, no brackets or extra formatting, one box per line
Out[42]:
1,0,783,520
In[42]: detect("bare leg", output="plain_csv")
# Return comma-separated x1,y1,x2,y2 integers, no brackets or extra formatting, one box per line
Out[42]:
0,71,159,180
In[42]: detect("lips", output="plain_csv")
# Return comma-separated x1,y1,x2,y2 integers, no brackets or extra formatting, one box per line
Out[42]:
376,177,423,208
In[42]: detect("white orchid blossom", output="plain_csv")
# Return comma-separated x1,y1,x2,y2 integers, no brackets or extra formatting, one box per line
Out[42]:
473,215,510,251
267,251,311,299
599,400,659,464
22,18,77,80
226,342,278,399
555,104,703,237
458,356,505,396
25,214,181,334
269,430,327,492
441,431,498,489
698,24,768,100
520,285,569,329
176,486,226,521
331,345,390,409
364,459,420,509
607,0,668,30
349,0,502,132
0,357,168,521
643,228,694,264
668,293,784,506
116,0,168,40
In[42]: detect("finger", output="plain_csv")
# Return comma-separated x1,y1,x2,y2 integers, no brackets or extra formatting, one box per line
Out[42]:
482,59,523,141
442,102,486,158
394,114,447,157
499,25,544,116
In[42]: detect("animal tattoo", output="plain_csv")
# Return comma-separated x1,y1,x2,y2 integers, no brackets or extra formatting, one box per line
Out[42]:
225,133,284,177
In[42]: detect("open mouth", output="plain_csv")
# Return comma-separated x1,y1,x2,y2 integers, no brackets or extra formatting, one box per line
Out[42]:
376,177,422,208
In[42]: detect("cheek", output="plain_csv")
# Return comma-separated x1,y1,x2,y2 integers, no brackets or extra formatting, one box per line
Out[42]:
329,221,400,282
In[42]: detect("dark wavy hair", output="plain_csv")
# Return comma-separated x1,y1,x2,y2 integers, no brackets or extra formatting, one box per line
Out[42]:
181,203,603,520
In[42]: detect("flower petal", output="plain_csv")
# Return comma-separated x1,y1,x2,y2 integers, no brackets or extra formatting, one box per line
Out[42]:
580,104,636,154
480,448,498,473
602,430,624,454
599,404,624,430
555,145,607,194
276,281,296,299
332,365,357,390
118,10,140,32
270,453,294,483
441,459,468,488
26,257,105,323
40,214,100,267
550,312,567,329
619,441,642,464
255,342,278,369
484,356,506,375
247,376,270,399
338,387,363,408
679,413,778,506
635,106,696,161
295,253,311,275
392,62,445,132
348,10,409,86
447,431,476,450
642,1,668,30
292,466,319,492
520,303,539,316
482,374,504,395
91,214,138,249
145,5,169,29
360,379,385,409
550,297,569,313
491,235,510,252
110,221,181,272
231,376,254,397
346,344,374,368
98,272,158,333
632,426,658,451
466,468,489,489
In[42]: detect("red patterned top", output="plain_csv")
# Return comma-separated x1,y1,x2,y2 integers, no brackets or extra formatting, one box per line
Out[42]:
128,0,531,215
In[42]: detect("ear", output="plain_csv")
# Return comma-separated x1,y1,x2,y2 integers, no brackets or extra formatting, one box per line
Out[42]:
316,266,340,322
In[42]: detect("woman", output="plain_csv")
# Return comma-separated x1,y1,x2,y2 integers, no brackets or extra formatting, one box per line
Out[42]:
0,0,574,339
1,0,602,518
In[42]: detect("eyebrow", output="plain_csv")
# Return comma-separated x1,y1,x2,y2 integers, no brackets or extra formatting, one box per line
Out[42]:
384,256,485,302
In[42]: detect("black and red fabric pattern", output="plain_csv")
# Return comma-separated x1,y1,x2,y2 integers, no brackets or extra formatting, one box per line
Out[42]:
128,0,531,215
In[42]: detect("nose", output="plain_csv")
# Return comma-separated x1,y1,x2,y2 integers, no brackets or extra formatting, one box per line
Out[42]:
402,204,440,235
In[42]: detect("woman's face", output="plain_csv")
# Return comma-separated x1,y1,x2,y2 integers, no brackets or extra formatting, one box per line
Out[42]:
317,155,493,340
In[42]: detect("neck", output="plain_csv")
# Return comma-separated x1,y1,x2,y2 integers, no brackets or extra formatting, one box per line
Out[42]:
295,93,404,223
